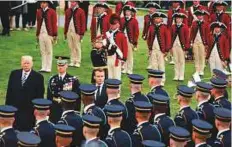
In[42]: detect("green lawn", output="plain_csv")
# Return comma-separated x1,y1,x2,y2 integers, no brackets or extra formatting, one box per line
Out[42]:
0,28,230,117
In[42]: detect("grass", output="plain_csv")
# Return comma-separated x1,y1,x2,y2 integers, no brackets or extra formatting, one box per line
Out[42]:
0,28,230,118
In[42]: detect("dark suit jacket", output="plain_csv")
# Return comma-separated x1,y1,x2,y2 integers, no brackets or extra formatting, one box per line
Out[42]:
6,69,44,131
95,83,108,109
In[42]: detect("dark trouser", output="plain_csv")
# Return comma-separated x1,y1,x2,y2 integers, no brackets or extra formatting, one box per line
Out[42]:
27,3,37,26
0,12,10,34
15,13,27,28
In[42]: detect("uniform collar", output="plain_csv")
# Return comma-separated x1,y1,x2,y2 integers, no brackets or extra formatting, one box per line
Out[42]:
98,12,106,18
84,103,95,113
111,28,119,34
72,6,79,11
107,97,119,103
217,10,223,14
137,121,148,127
217,128,230,138
176,23,183,27
86,137,97,144
0,126,13,133
215,95,224,101
36,118,48,125
195,142,206,147
58,72,66,80
125,16,132,21
193,4,200,8
180,105,190,111
108,126,120,133
131,91,141,95
43,6,49,12
154,113,166,121
62,110,74,117
197,99,208,107
151,85,161,91
173,6,180,11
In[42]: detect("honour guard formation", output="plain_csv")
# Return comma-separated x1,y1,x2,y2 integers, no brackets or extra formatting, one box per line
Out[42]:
0,0,231,147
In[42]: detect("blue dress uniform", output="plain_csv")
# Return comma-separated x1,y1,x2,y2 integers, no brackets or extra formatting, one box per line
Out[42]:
82,114,108,147
57,91,84,147
147,69,170,116
210,78,231,110
132,101,161,147
47,56,81,124
195,82,215,124
213,108,231,147
17,132,41,147
212,69,228,99
104,79,128,131
0,105,18,147
192,119,213,147
31,99,56,147
80,84,107,139
104,105,132,147
142,140,165,147
169,126,191,145
151,94,175,146
174,85,199,134
125,74,150,134
54,124,75,146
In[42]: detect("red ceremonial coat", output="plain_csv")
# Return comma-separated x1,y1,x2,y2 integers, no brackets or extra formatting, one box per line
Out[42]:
120,17,139,47
90,13,110,42
36,8,57,37
190,20,210,46
146,24,171,53
64,7,86,36
115,1,135,16
187,5,209,27
113,30,128,66
167,8,187,28
142,14,153,40
170,23,190,51
210,12,231,29
206,33,230,61
207,2,215,14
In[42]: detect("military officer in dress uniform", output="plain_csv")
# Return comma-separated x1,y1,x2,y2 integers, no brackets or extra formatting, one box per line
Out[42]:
17,132,41,147
54,124,75,147
169,126,190,147
125,74,150,134
36,0,57,72
142,2,161,40
47,56,81,123
146,12,171,82
174,85,199,134
187,0,209,28
142,140,165,147
147,69,170,116
167,0,187,28
80,84,106,139
57,91,83,147
31,99,56,147
206,22,229,73
82,114,108,147
210,78,231,110
104,14,128,80
192,119,213,147
213,108,231,147
171,13,190,81
0,105,18,147
190,10,210,76
151,94,175,146
104,105,132,147
195,82,215,125
132,101,161,147
91,3,110,42
104,79,128,132
210,1,231,29
120,5,139,75
64,0,86,68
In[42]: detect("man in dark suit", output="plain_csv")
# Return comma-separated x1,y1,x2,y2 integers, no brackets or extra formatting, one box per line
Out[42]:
6,56,45,131
0,1,11,36
47,56,81,124
93,68,108,108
